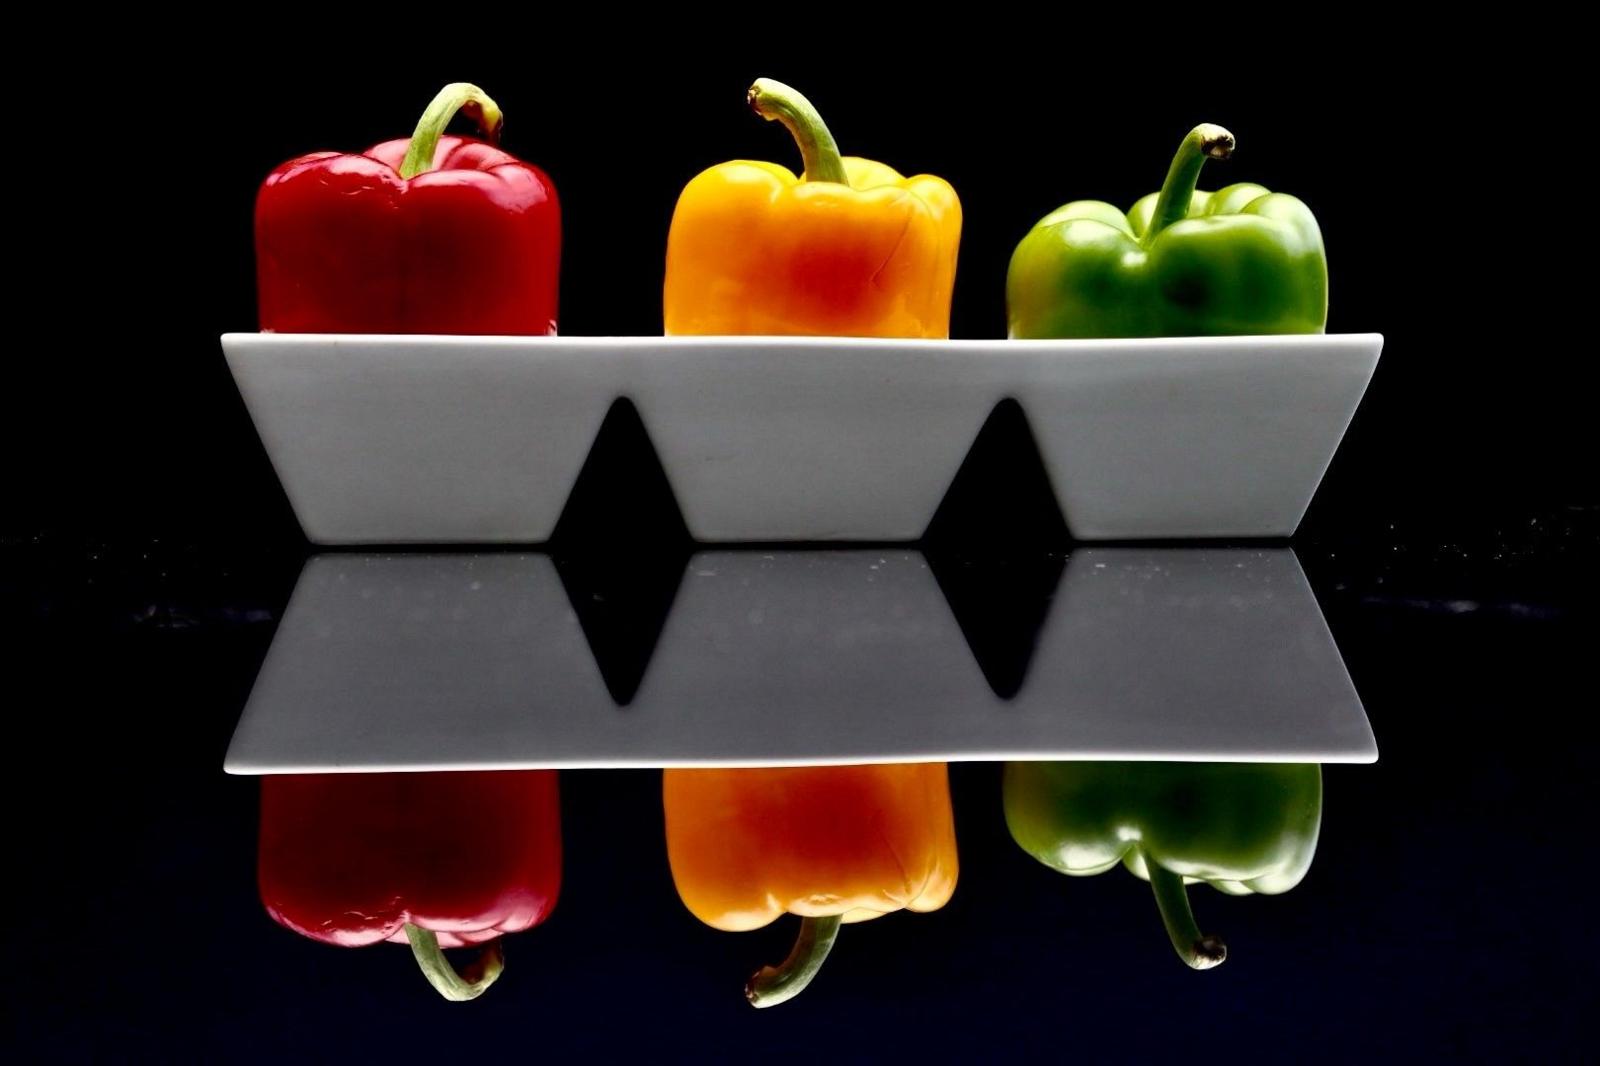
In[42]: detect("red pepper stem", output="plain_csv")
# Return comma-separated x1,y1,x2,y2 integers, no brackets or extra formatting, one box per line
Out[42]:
403,923,506,1001
744,914,843,1008
398,83,504,180
1142,123,1235,246
747,79,849,185
1144,854,1228,970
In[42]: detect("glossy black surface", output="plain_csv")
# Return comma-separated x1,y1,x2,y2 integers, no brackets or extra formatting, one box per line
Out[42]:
6,515,1593,1061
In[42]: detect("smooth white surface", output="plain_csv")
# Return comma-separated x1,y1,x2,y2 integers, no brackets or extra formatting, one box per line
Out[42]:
223,548,1376,773
223,333,1382,543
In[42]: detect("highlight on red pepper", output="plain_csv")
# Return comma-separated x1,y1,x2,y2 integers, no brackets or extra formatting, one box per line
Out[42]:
257,770,561,1001
256,82,561,334
1003,762,1322,970
663,763,959,1007
663,78,962,337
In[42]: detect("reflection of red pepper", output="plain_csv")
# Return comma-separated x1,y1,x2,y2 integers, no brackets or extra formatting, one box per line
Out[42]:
255,82,561,334
258,771,561,1001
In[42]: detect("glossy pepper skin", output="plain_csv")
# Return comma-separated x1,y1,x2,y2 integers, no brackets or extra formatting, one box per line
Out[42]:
258,770,561,1001
256,82,560,334
1003,761,1321,969
1007,124,1326,338
664,763,958,1007
664,79,961,337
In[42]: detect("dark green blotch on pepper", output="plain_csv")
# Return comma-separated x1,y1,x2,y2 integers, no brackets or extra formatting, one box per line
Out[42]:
1006,124,1328,337
1003,761,1322,969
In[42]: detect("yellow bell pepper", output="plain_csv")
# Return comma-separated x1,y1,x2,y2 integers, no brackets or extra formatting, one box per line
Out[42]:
664,763,959,1007
663,79,962,338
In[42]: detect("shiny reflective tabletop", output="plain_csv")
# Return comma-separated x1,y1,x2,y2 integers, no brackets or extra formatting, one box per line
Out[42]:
226,548,1372,771
7,523,1591,1060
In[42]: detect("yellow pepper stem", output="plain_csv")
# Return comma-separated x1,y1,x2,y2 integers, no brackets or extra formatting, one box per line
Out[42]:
398,82,504,180
1143,123,1235,246
745,915,843,1008
747,78,849,185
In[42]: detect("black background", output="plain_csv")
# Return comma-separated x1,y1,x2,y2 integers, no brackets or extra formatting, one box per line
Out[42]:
6,34,1595,1064
9,38,1592,544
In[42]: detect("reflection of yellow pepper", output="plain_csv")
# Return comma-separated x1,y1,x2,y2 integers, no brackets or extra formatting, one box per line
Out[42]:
663,78,961,338
664,763,958,1007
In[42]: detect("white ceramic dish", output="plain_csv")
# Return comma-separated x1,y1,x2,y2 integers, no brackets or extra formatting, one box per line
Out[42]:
223,548,1376,772
222,333,1382,543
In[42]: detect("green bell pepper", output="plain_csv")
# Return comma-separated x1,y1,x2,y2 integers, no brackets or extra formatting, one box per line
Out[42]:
1005,124,1328,337
1003,762,1322,969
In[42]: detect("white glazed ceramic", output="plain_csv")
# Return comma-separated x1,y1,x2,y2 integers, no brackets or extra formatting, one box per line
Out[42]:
223,548,1376,772
223,333,1382,543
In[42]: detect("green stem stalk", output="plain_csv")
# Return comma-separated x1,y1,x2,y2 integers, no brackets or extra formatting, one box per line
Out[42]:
398,83,503,180
404,923,506,1001
747,78,848,184
1145,855,1228,970
1143,123,1234,245
745,915,843,1008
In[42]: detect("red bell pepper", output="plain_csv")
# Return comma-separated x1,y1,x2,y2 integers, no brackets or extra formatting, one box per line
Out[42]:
258,770,561,1001
255,82,560,334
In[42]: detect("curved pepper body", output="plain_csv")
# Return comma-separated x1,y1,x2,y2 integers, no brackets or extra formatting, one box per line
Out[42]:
258,770,562,949
256,134,561,334
1003,761,1321,894
664,157,961,337
1007,129,1327,338
663,763,959,930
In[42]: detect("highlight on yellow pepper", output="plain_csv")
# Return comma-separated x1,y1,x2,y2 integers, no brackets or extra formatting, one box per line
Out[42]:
663,78,962,338
663,763,959,1007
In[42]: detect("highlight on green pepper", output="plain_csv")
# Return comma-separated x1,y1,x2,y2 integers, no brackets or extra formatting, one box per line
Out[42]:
1006,124,1328,337
1002,762,1322,969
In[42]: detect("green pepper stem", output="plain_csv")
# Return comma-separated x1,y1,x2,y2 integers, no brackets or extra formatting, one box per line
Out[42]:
745,915,843,1008
403,923,506,1001
747,78,849,185
1142,123,1235,246
1144,855,1228,970
398,83,504,180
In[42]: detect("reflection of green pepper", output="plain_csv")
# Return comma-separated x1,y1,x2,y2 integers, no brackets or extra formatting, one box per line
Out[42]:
1005,124,1328,337
1003,762,1321,969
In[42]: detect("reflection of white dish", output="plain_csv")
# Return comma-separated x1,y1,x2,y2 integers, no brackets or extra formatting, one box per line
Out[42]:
222,333,1382,543
223,549,1376,773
